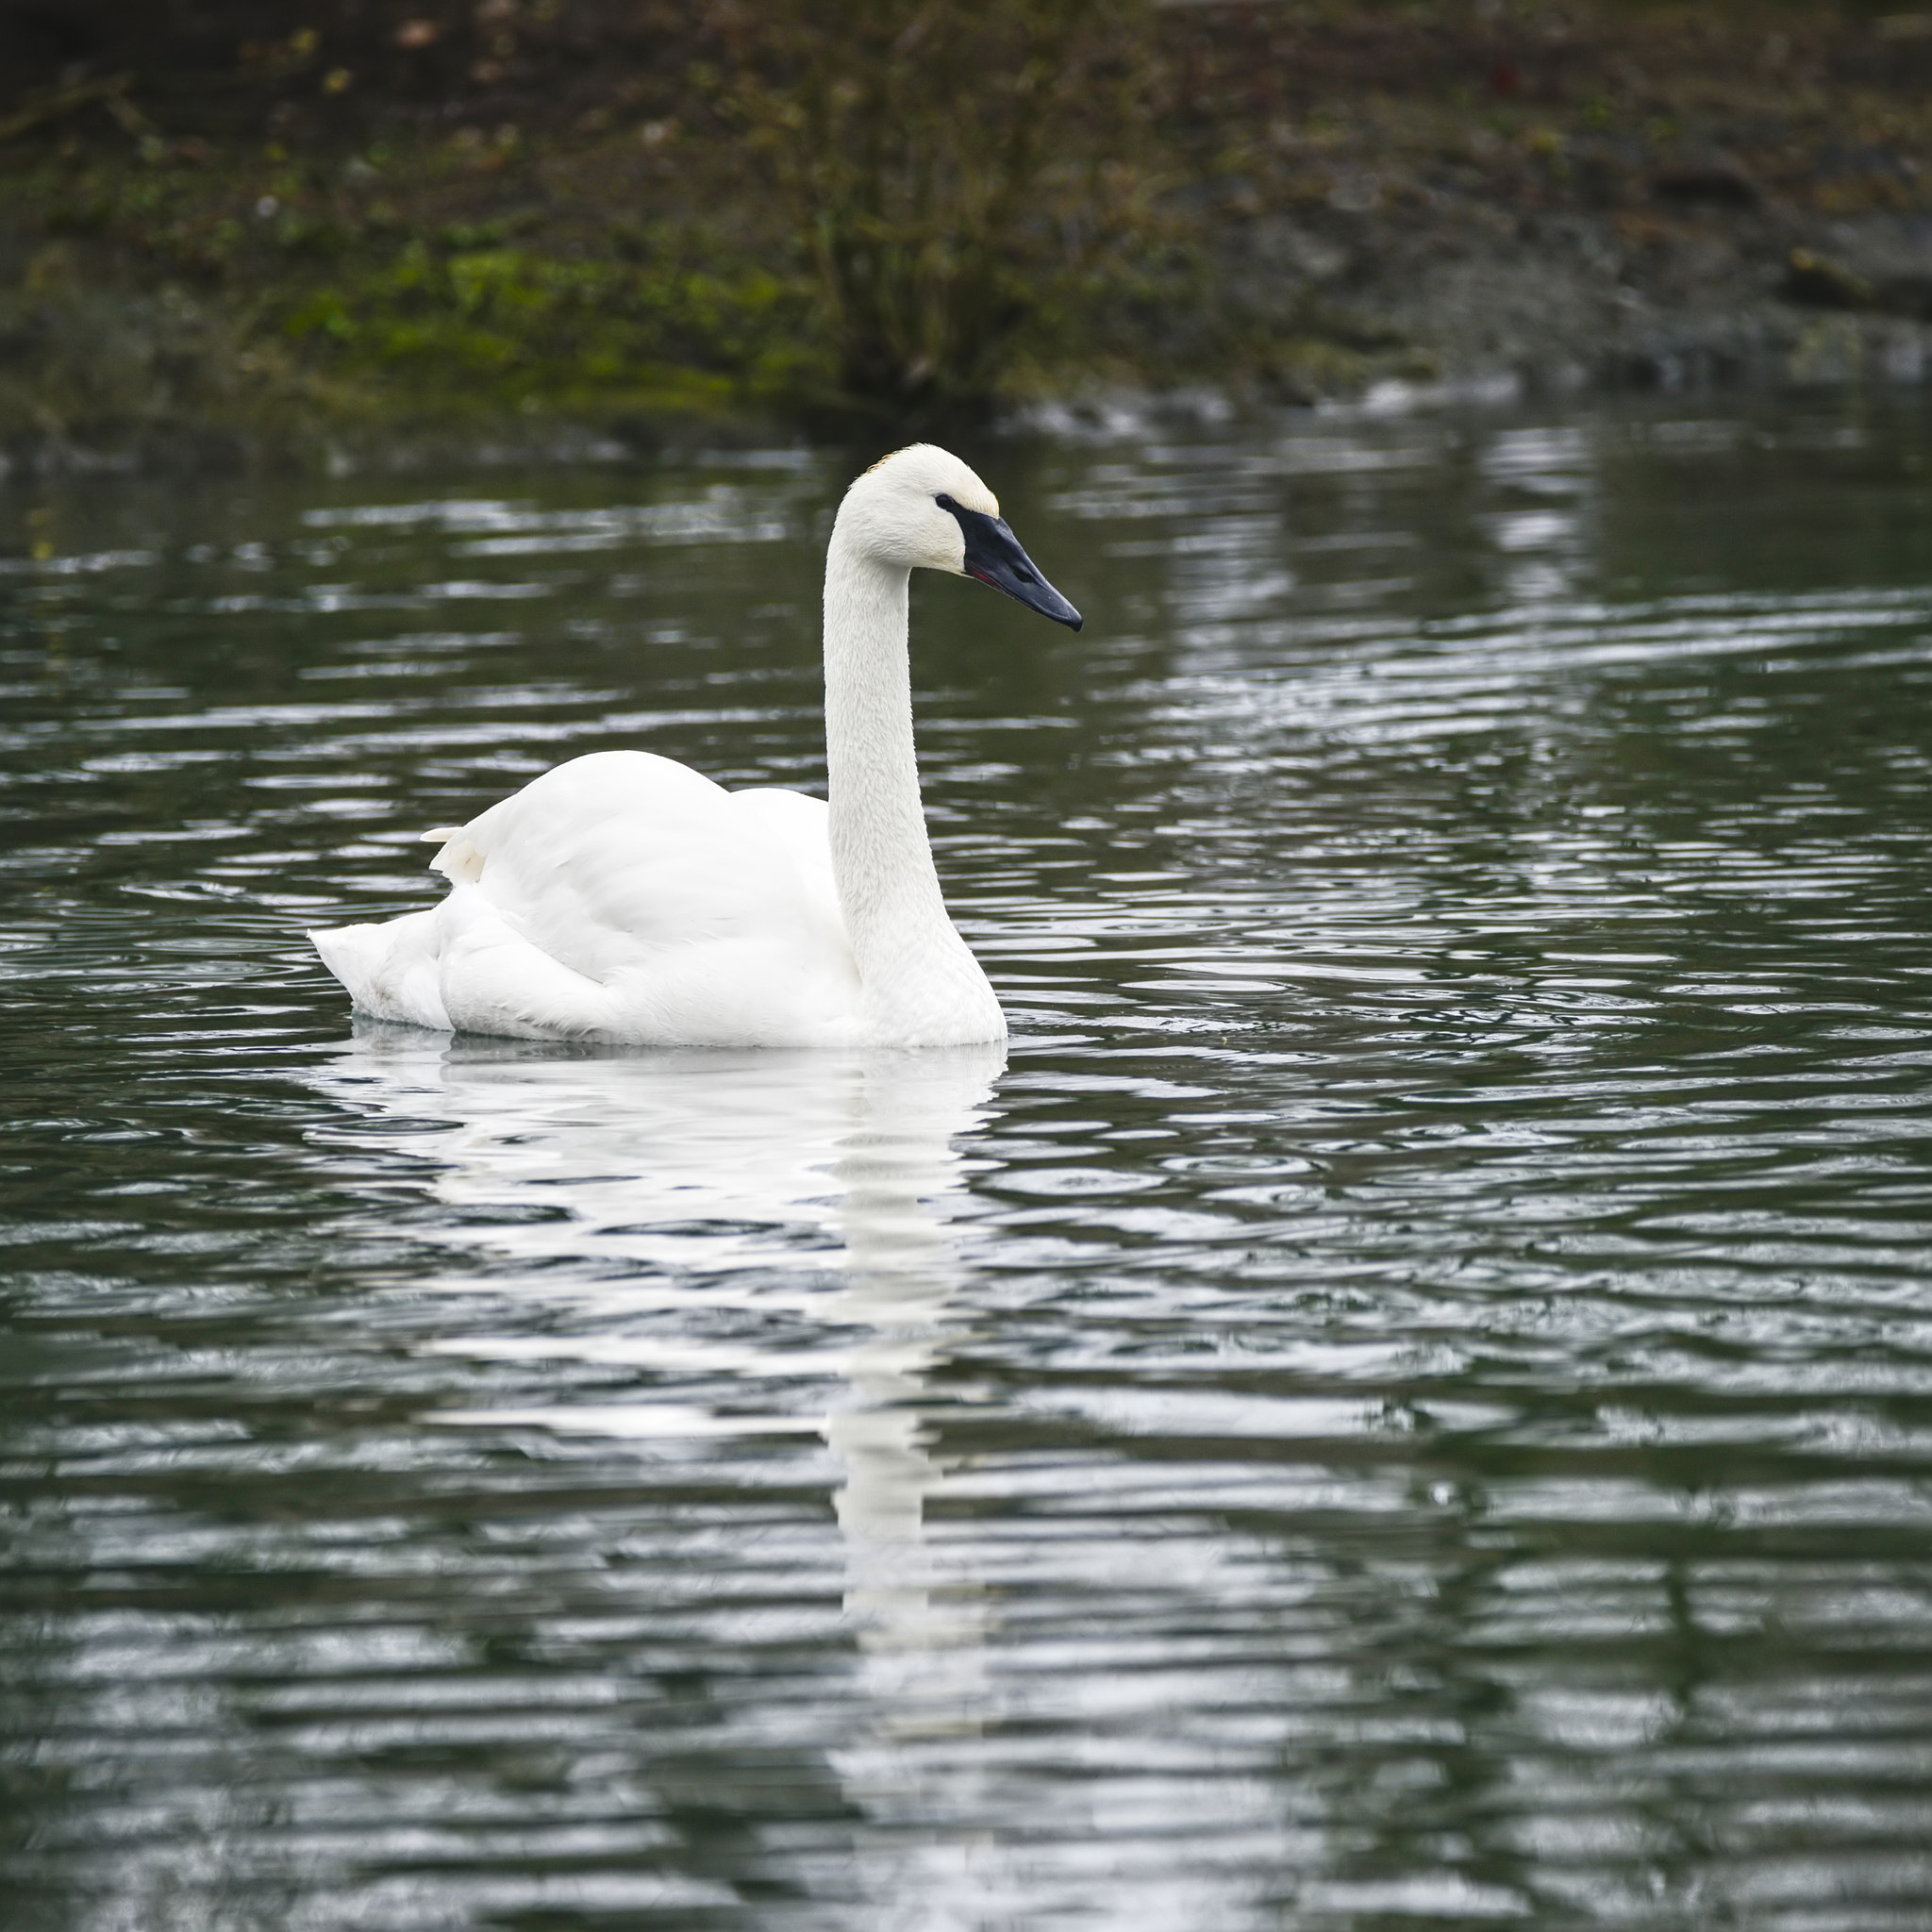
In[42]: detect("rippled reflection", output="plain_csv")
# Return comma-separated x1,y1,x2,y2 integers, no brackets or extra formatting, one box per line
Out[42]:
319,1030,1002,1639
316,1032,1017,1924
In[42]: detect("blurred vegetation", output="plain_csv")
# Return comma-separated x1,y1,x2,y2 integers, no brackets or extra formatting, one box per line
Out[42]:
716,0,1147,405
5,3,1932,466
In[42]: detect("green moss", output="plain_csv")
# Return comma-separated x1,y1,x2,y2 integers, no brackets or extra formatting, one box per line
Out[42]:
271,235,824,415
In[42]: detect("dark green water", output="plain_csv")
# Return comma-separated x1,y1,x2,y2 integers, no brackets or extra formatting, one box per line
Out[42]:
4,398,1932,1930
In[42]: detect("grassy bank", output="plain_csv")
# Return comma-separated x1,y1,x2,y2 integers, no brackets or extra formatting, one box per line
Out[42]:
5,2,1932,471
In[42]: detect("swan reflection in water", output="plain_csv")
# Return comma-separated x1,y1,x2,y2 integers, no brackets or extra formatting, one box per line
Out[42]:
315,1024,1006,1708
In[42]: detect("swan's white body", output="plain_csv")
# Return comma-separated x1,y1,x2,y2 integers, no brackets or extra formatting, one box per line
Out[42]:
309,445,1040,1049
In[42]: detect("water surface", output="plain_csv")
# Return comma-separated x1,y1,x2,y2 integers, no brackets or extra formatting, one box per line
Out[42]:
5,399,1932,1929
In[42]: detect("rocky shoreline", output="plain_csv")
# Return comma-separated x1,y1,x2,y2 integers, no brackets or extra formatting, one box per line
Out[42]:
4,3,1931,476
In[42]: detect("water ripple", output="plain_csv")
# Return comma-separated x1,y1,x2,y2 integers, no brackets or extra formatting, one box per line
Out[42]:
3,404,1931,1929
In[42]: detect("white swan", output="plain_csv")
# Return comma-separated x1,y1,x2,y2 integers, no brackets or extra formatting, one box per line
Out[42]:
308,443,1081,1048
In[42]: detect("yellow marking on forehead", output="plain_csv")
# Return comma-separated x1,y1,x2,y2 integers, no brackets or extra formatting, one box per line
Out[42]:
944,467,1000,518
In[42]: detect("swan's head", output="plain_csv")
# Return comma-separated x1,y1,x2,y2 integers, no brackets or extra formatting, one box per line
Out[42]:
838,443,1082,631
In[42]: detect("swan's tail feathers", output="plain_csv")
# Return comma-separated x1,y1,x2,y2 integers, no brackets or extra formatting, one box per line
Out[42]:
427,835,486,885
420,825,462,842
309,911,454,1031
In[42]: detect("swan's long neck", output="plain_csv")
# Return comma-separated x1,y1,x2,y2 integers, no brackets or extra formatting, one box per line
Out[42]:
824,538,948,955
823,528,1000,1041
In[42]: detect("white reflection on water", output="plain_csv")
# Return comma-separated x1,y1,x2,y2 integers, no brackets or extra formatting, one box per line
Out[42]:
315,1027,1005,1696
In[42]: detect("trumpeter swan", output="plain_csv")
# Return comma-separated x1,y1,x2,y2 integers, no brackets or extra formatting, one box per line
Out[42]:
308,443,1081,1048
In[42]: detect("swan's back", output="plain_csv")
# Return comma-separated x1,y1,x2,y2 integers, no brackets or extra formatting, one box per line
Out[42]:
312,751,861,1046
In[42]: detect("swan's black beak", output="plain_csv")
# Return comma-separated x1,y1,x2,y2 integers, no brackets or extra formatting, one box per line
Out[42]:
938,493,1083,631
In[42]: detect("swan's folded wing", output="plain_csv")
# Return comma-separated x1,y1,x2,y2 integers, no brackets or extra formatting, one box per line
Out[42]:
724,786,843,937
419,750,858,1044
